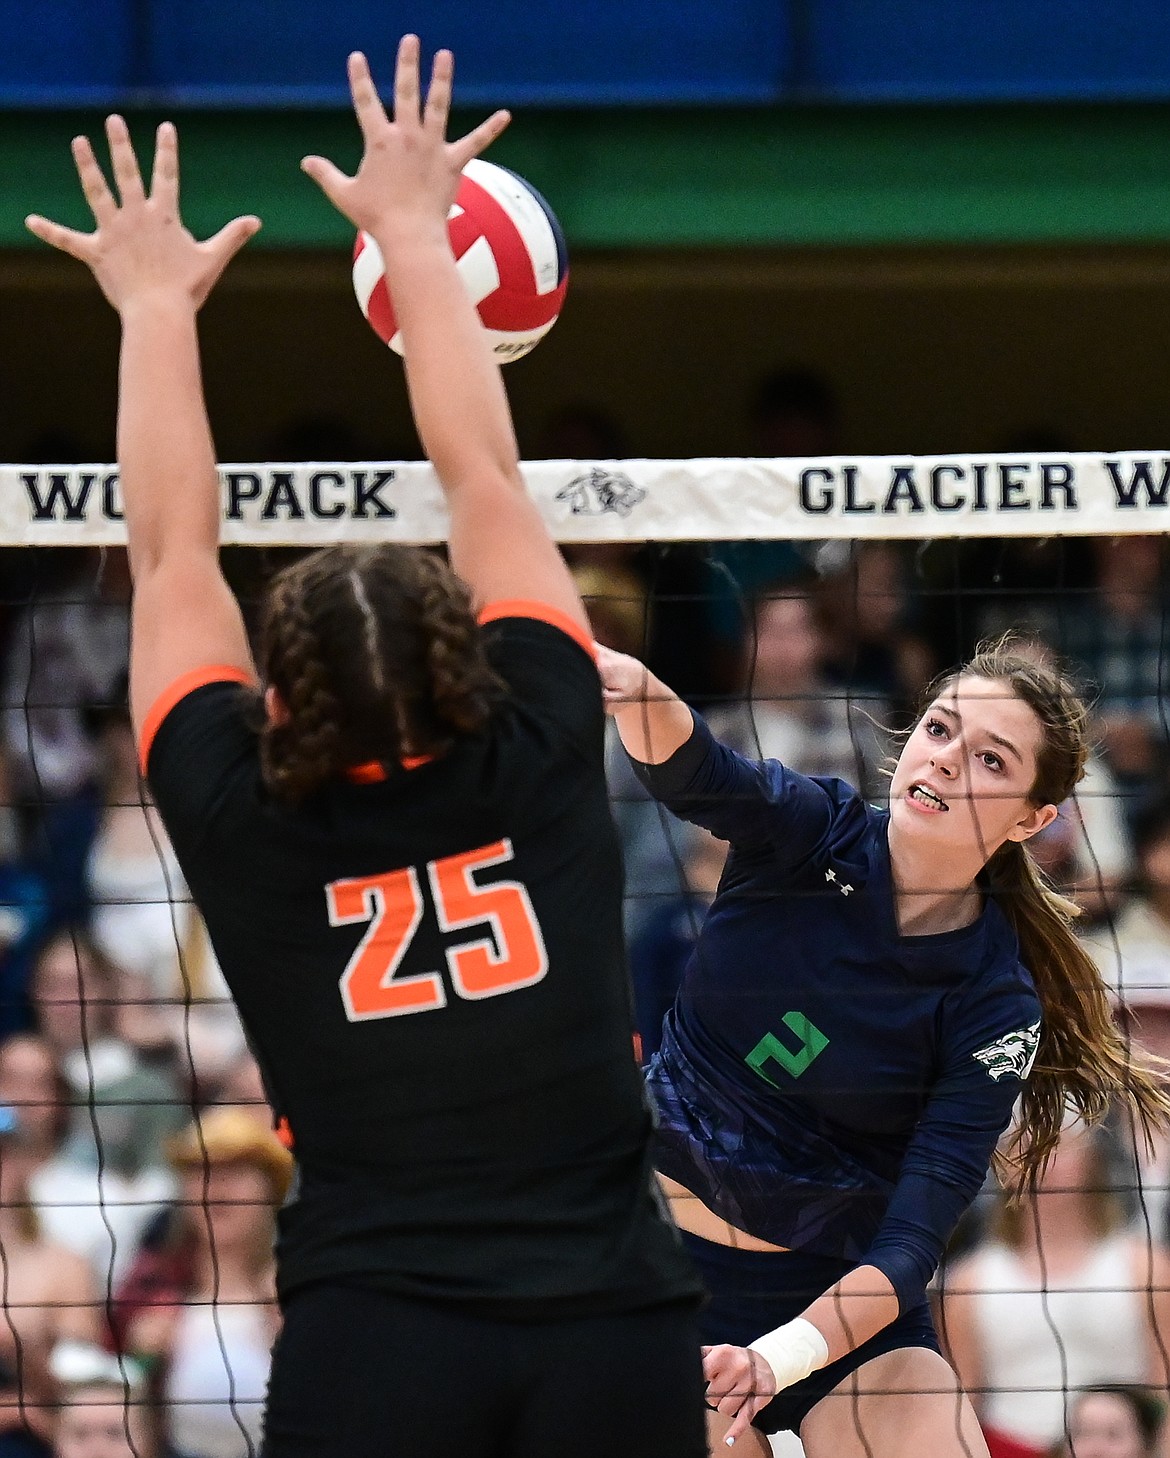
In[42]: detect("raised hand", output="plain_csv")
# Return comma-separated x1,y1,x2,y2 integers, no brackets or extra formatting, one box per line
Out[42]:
25,116,260,313
596,644,658,713
300,39,510,245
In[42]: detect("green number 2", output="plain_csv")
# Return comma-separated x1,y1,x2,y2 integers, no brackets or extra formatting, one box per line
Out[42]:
745,1013,830,1084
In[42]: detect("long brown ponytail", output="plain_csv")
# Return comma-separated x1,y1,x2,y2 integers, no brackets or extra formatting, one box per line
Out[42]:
933,635,1170,1193
259,544,503,803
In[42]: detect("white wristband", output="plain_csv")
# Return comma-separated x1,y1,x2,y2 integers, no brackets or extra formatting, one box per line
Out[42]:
748,1318,830,1393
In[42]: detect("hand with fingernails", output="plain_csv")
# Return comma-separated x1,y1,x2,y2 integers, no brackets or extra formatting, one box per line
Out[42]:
24,116,260,312
299,39,511,252
703,1318,830,1446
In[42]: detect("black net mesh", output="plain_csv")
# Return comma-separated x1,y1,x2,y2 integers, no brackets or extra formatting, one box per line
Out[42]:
1,528,1168,1457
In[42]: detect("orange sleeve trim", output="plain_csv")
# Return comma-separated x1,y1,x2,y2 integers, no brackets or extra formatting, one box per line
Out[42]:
139,664,257,776
477,600,596,660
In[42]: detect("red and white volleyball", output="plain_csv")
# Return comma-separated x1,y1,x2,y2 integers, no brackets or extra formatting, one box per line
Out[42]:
352,159,569,362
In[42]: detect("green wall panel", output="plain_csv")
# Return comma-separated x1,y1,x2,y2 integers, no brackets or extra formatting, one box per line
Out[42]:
4,104,1170,249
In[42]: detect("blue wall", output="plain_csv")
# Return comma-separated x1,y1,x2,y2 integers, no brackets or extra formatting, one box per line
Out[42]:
4,1,1170,107
807,1,1170,102
0,1,788,105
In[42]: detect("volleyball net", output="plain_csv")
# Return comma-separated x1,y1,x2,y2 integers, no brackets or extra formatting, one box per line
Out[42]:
4,450,1170,1458
8,448,1170,545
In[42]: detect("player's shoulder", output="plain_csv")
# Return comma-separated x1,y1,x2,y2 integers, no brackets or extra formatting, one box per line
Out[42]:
141,670,261,851
478,601,601,750
956,931,1039,1018
948,931,1042,1071
819,776,878,839
781,773,875,867
767,768,872,825
479,600,596,673
140,665,258,779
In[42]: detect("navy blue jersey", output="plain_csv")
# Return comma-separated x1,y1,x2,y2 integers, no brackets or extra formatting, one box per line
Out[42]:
632,714,1041,1307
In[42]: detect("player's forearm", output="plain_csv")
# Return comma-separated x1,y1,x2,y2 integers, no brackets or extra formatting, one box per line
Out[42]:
745,1265,898,1402
611,674,695,764
802,1264,899,1363
376,230,523,501
117,295,221,579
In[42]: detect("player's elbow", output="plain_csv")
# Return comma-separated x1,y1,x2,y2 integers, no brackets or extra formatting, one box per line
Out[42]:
127,538,167,585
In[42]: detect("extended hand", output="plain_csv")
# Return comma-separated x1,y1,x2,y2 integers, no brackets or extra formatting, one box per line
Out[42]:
25,117,260,313
300,39,510,245
595,643,656,714
702,1344,778,1446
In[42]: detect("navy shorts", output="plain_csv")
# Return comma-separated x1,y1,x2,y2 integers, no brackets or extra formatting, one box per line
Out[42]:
683,1232,940,1435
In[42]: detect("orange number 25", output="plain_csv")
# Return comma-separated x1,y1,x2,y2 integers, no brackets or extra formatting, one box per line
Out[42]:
327,839,548,1022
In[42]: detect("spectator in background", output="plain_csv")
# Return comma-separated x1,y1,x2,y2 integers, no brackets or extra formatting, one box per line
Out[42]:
30,931,186,1178
50,1343,154,1458
0,1100,103,1454
574,561,695,942
572,561,649,659
1051,1385,1164,1458
937,1123,1170,1458
540,401,720,703
1061,536,1170,822
749,367,841,463
264,414,383,464
176,1049,283,1196
85,697,246,1087
0,1352,44,1458
813,541,936,719
27,933,185,1287
206,1051,274,1133
0,748,50,1041
707,584,889,801
539,404,640,601
536,400,629,466
1082,794,1170,1235
702,366,839,671
0,1033,173,1293
113,1109,291,1458
994,636,1132,925
1025,751,1132,927
943,434,1094,674
0,436,94,673
628,825,727,1064
0,549,131,927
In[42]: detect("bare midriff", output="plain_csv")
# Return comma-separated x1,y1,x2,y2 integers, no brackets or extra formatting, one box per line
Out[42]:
657,1173,791,1252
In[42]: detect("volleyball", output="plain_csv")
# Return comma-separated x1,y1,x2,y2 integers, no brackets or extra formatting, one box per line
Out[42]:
351,159,569,362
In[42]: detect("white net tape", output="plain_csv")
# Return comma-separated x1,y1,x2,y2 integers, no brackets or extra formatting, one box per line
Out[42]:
7,450,1170,545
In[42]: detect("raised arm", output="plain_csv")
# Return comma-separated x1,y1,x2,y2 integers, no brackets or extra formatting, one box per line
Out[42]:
598,643,841,867
302,41,588,634
25,119,260,740
596,643,696,762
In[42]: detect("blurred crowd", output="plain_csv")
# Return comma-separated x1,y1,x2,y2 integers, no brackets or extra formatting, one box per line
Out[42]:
1,376,1170,1457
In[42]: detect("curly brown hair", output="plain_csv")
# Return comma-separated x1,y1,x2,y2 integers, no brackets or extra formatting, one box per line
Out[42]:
258,544,502,803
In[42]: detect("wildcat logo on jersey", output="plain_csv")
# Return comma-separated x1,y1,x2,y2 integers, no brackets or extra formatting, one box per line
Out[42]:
972,1020,1041,1082
556,468,646,517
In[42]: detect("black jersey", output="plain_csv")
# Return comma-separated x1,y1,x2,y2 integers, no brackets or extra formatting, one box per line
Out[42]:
143,604,700,1316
